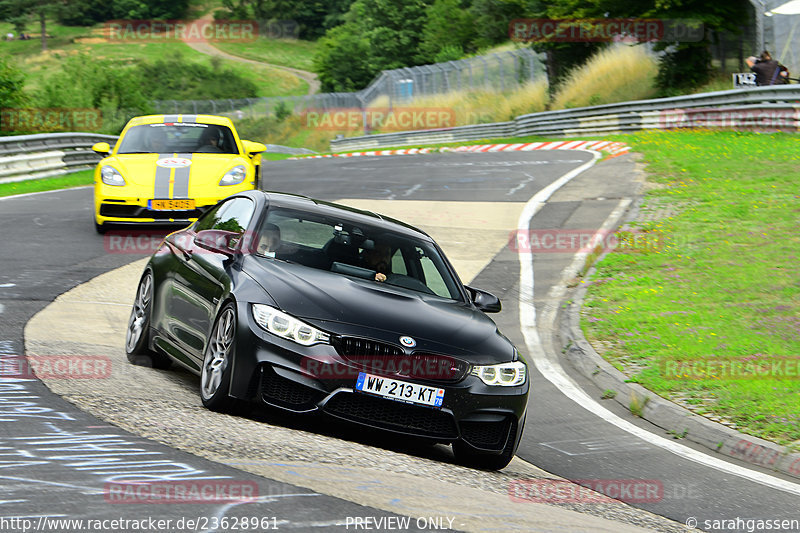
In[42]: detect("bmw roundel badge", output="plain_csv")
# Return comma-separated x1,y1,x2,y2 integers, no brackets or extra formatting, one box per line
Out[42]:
399,336,416,348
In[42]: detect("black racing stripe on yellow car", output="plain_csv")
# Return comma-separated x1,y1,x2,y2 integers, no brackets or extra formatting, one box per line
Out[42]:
172,153,193,198
153,153,172,199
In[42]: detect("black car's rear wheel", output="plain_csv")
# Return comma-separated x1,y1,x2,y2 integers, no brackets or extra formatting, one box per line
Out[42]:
126,270,172,369
200,303,237,412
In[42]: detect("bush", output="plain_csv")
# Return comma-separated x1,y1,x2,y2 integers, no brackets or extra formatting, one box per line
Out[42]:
0,56,27,108
135,52,259,101
35,54,151,132
274,101,291,122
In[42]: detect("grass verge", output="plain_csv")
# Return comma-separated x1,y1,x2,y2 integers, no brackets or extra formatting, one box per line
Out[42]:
213,39,319,72
0,169,94,198
581,130,800,446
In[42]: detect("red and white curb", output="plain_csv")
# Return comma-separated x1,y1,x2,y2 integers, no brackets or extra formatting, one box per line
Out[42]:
287,140,629,160
448,140,630,156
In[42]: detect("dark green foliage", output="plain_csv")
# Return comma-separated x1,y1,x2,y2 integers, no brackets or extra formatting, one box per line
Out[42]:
274,100,291,121
313,20,374,92
216,0,355,39
656,43,712,95
55,0,190,26
313,0,433,91
416,0,476,63
0,56,27,108
136,52,259,101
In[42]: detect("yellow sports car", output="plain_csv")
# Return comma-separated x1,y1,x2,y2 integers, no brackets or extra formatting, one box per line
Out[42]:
92,114,266,233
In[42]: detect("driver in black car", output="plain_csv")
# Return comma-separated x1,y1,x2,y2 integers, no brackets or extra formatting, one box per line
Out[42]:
361,242,392,282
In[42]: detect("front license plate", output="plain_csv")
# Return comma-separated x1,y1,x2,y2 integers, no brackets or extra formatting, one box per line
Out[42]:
149,199,195,211
355,372,444,408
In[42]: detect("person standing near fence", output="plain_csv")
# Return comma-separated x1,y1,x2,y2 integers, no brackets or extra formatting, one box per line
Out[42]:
746,51,789,86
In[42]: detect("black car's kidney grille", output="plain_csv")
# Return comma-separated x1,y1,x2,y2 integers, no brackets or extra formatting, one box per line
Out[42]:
459,418,513,451
324,392,458,439
332,336,470,383
333,336,404,357
260,366,323,411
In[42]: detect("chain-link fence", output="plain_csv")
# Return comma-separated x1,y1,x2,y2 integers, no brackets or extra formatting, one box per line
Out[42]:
152,48,545,118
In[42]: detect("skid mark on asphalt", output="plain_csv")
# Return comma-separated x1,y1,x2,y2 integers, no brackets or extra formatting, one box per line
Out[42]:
541,437,652,457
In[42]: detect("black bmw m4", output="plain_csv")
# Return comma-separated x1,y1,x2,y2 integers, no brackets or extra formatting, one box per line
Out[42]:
126,190,529,469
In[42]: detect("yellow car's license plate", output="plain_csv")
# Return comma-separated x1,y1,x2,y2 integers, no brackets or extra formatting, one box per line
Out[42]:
150,199,195,211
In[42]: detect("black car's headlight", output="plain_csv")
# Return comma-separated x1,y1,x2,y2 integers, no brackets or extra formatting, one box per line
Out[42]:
252,304,329,346
101,166,126,186
470,361,527,386
220,165,246,186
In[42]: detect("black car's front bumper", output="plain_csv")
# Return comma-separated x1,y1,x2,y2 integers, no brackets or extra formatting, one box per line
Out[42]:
230,302,529,455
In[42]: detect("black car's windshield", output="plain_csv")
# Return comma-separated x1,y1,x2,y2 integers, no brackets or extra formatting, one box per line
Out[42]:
117,123,239,154
254,208,462,300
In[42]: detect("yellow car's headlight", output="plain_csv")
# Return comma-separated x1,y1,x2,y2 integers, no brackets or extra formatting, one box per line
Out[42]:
220,165,246,186
101,166,125,186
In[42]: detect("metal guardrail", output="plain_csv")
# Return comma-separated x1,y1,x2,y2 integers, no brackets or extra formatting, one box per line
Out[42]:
0,135,314,184
327,123,516,152
0,133,118,184
330,85,800,152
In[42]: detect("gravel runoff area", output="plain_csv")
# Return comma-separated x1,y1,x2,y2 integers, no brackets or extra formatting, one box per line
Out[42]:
26,219,688,533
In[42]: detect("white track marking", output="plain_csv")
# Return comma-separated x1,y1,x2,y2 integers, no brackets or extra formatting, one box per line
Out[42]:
516,151,800,497
0,186,92,201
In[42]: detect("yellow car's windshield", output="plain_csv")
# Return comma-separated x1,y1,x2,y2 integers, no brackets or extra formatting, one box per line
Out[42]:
117,124,239,155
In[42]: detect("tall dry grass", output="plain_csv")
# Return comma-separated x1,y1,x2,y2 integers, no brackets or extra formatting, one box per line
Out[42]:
367,80,549,127
551,44,658,109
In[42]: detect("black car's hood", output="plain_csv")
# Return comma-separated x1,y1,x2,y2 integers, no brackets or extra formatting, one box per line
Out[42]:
242,256,514,360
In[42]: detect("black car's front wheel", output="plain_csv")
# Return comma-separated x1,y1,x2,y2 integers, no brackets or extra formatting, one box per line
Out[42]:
126,270,171,369
200,303,237,412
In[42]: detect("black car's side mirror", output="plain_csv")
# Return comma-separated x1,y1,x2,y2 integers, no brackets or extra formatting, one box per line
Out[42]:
194,230,238,257
465,286,502,313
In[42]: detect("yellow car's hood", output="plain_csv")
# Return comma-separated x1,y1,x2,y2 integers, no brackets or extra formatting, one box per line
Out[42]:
108,153,250,198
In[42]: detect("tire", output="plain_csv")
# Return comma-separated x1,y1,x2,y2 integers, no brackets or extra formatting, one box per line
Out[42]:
200,303,237,412
125,270,172,369
453,416,524,471
94,219,106,234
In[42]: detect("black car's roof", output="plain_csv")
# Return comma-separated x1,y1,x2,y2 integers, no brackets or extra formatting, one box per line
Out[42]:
252,190,435,242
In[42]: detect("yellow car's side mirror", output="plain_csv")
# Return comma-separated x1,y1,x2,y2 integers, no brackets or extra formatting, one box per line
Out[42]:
92,142,111,155
242,140,267,156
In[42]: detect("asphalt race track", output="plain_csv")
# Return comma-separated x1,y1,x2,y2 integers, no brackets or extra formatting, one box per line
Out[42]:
2,150,799,532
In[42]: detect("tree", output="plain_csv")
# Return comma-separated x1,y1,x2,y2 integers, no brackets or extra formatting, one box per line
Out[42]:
0,0,62,51
417,0,477,63
361,0,430,71
313,21,373,91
